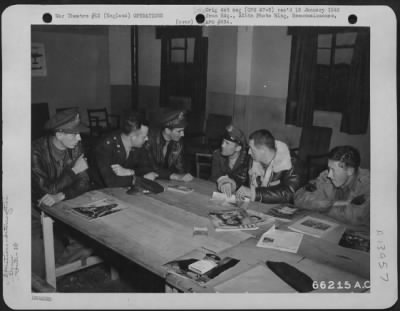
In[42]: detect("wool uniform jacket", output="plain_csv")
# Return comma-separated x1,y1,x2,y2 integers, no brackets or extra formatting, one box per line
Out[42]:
145,128,185,179
294,168,370,226
93,132,153,188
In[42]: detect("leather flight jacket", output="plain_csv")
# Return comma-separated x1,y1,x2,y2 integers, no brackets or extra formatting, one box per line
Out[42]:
31,136,90,204
253,164,301,204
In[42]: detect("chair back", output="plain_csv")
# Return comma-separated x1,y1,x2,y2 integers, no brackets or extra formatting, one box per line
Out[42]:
205,114,232,150
296,126,333,181
298,126,332,162
87,108,110,128
195,153,213,179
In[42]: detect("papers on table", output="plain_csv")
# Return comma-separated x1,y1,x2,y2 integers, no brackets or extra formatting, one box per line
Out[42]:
288,215,340,238
256,225,303,253
209,208,274,232
266,204,301,222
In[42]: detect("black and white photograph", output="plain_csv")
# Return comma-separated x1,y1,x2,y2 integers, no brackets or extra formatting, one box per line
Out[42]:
2,4,398,310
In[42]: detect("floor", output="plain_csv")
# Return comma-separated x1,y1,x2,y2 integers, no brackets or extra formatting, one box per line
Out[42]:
57,259,165,293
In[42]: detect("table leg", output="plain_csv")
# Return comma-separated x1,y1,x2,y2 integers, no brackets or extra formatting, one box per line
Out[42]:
41,212,57,289
165,283,179,293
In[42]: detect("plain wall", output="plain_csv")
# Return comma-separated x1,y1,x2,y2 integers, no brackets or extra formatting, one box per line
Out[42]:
31,27,110,123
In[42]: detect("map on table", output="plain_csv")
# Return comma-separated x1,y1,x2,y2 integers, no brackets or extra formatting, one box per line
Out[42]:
71,197,126,220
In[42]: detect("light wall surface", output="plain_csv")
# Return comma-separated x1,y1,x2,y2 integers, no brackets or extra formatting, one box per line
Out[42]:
32,28,110,123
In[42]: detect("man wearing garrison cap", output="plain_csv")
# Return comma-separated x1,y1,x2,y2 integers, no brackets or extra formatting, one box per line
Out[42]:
31,108,92,278
145,110,193,181
210,124,250,197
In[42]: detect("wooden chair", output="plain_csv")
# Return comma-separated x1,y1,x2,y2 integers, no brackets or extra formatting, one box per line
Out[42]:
185,113,232,154
87,108,120,136
185,114,231,178
195,152,213,179
291,126,333,184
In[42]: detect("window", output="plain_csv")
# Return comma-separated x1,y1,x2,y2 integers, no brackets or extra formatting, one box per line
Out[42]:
169,38,195,64
315,31,357,112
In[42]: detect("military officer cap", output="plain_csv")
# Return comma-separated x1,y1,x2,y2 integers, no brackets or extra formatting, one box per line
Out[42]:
224,124,247,146
45,108,88,134
160,110,187,128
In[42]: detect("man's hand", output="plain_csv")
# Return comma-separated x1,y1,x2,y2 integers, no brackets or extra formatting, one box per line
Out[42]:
38,193,65,207
236,186,252,201
170,173,194,182
220,183,233,197
143,172,159,181
111,164,134,176
72,154,88,174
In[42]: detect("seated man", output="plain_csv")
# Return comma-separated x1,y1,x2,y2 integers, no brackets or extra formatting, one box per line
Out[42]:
32,109,92,278
236,129,300,203
145,110,193,182
294,146,370,226
94,112,156,187
210,124,250,197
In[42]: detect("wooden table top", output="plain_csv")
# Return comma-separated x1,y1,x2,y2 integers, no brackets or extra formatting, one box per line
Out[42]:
41,178,369,293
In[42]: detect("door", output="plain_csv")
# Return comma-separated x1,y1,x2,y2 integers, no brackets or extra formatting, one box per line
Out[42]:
158,26,208,134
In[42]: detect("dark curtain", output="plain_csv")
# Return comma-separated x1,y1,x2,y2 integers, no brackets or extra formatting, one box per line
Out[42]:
285,28,319,127
340,29,370,134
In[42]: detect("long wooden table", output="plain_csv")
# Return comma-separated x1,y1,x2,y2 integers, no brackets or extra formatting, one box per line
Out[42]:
39,178,370,293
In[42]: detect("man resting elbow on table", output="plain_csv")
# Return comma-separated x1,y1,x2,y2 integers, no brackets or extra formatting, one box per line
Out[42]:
235,129,300,204
93,112,158,188
210,124,250,197
31,109,93,278
144,109,193,182
294,146,370,227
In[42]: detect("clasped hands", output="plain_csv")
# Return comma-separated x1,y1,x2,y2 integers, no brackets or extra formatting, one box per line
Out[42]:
170,173,194,182
111,164,159,181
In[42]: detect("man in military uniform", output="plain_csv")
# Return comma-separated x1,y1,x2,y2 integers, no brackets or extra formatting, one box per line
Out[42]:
294,145,370,226
236,129,300,204
145,110,193,181
210,124,250,197
93,112,157,188
32,108,92,278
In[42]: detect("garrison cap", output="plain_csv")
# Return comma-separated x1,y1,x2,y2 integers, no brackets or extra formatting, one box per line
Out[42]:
160,110,187,128
224,124,247,146
45,108,88,133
